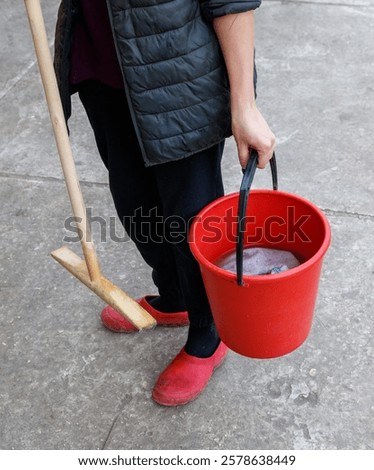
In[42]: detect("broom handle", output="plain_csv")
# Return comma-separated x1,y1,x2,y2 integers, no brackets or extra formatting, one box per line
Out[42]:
24,0,101,282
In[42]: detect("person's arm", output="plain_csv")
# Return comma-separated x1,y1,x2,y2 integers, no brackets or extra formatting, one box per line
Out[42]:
212,11,275,169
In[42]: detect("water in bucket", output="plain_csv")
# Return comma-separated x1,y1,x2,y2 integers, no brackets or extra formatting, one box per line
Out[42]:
215,247,301,276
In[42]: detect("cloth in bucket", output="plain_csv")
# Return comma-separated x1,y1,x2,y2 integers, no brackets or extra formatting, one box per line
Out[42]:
216,247,300,276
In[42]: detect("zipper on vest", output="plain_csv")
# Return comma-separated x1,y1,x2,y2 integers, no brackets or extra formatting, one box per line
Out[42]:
105,0,149,165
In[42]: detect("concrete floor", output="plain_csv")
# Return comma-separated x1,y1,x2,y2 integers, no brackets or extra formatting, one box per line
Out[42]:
0,0,373,450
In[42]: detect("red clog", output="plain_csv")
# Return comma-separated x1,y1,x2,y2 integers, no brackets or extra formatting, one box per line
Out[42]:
152,341,229,406
100,295,189,333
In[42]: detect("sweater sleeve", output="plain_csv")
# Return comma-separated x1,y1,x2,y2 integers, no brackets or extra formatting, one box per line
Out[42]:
199,1,262,22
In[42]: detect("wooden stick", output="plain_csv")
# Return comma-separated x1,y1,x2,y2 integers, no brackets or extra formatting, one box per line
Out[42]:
24,0,100,282
24,0,156,330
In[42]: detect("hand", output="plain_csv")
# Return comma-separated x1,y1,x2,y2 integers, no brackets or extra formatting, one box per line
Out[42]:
231,104,276,170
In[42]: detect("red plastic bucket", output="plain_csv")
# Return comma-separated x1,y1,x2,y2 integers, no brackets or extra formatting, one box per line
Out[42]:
189,154,331,358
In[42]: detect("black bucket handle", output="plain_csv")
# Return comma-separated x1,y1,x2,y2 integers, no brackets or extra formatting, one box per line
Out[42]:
236,151,278,286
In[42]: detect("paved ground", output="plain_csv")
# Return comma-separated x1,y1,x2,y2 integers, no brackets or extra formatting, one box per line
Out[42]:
0,0,373,450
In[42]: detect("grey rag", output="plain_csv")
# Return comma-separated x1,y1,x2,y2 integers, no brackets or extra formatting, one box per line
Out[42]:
216,247,300,276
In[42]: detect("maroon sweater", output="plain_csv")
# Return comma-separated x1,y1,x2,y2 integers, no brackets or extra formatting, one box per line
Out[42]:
69,0,124,89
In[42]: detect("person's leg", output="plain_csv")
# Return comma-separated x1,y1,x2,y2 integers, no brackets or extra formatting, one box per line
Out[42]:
151,143,229,405
153,143,225,357
152,141,225,328
77,81,186,313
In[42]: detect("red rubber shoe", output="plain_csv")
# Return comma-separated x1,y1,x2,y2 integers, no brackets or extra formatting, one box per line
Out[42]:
152,341,229,406
100,295,189,333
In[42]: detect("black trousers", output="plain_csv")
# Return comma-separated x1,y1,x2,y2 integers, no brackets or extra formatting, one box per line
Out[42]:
78,81,225,327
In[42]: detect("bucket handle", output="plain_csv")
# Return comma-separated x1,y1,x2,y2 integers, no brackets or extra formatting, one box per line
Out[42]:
236,151,278,286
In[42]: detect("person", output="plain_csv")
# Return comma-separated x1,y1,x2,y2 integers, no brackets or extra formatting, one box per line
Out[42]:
54,0,276,406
